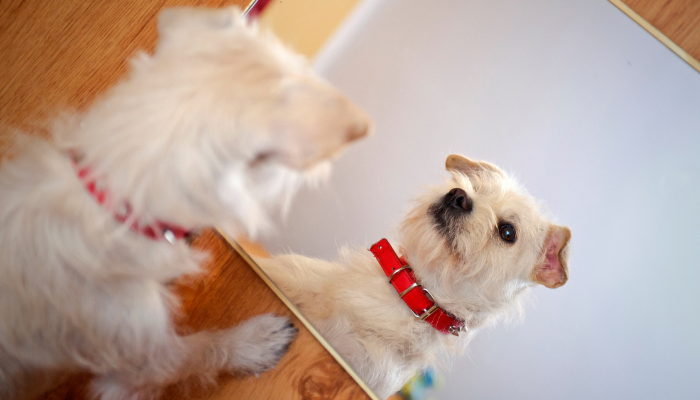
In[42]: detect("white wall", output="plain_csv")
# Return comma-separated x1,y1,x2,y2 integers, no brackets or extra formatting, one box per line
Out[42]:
263,0,700,398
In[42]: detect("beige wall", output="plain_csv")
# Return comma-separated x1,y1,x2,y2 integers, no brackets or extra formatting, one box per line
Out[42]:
260,0,362,57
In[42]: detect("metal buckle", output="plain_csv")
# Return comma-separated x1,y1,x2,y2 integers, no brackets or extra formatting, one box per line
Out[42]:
399,283,418,298
388,265,411,282
409,287,439,320
413,304,438,320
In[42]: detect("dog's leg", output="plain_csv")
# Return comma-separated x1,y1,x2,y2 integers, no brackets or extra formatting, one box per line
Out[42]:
91,313,297,400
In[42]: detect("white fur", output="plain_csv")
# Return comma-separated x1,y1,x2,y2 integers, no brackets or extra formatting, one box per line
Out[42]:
0,6,369,399
258,155,571,399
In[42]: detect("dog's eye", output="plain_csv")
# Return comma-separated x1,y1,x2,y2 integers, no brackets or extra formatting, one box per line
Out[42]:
498,224,516,242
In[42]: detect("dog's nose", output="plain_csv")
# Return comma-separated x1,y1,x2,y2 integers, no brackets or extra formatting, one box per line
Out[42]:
346,121,370,143
445,188,473,212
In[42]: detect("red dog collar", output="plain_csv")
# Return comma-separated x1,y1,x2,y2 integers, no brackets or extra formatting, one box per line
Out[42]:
72,156,192,242
369,239,466,336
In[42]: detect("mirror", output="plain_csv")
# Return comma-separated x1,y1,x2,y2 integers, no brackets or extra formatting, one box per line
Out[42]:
247,0,700,399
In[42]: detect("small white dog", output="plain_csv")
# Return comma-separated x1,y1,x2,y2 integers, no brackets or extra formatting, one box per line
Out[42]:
258,154,571,399
0,6,369,400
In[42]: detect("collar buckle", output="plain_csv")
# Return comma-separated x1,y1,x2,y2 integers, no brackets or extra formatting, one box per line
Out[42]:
370,238,467,336
409,287,439,320
388,265,411,281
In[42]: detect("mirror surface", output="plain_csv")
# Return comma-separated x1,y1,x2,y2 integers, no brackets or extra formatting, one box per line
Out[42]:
261,0,700,398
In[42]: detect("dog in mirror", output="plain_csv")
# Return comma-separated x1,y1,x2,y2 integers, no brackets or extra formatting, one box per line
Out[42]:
258,154,570,399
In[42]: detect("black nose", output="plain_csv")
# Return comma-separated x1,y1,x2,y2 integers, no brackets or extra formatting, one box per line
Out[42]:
445,188,473,212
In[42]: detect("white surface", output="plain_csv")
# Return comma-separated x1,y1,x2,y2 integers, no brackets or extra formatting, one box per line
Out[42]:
263,0,700,398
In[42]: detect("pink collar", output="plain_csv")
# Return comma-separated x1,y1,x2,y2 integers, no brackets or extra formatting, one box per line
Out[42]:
72,156,192,243
369,239,466,336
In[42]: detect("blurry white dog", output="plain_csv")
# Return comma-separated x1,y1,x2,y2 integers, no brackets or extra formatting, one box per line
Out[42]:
0,6,369,400
258,154,570,399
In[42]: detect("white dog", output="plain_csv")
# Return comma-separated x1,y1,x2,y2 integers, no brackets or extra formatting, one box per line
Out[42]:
258,154,571,399
0,7,370,400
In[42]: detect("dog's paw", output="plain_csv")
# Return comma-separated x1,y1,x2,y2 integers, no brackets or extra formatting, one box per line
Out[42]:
226,313,298,375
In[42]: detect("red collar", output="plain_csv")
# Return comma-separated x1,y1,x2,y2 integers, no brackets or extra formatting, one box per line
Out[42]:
72,156,192,242
369,239,466,336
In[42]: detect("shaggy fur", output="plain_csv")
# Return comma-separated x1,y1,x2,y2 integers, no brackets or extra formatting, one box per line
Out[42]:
257,155,571,399
0,6,369,400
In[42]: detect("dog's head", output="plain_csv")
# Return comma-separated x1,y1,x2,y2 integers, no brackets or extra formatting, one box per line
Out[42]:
66,7,371,237
399,154,570,324
153,7,371,170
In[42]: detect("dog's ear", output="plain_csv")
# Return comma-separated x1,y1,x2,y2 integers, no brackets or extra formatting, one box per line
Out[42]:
445,154,503,176
532,225,571,288
157,7,237,38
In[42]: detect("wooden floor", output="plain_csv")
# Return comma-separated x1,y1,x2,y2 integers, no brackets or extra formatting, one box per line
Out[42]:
619,0,700,69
